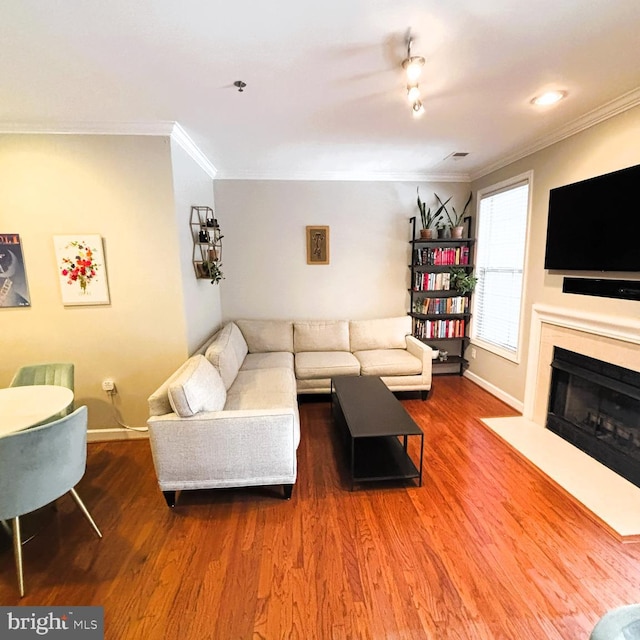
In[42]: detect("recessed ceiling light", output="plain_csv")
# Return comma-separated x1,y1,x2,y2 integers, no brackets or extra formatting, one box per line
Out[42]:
531,90,567,106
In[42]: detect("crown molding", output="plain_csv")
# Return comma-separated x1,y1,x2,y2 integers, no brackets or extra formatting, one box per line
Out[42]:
470,86,640,182
7,85,638,185
0,120,217,179
215,169,470,183
169,123,217,179
0,120,176,136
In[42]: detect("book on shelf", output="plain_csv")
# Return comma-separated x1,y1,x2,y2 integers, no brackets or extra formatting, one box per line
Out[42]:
413,271,451,291
413,246,470,267
412,296,469,315
412,318,466,339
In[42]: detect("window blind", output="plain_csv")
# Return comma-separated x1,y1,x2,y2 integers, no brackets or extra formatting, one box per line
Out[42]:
473,180,529,357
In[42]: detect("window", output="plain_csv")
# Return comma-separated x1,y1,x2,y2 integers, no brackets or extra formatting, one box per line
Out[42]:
472,173,531,362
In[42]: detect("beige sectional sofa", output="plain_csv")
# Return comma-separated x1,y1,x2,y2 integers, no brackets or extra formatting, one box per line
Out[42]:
146,316,433,506
236,316,433,396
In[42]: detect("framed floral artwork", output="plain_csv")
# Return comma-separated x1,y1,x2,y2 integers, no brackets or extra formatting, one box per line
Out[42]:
53,235,110,305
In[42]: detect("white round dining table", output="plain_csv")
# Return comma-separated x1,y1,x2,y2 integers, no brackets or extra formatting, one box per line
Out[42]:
0,385,74,436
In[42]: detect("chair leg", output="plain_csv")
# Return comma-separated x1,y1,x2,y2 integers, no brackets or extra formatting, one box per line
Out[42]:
12,517,24,598
162,491,177,508
69,489,102,539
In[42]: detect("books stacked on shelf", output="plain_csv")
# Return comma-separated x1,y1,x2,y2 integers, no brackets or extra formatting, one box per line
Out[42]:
413,318,466,339
413,271,451,291
413,296,469,315
413,246,470,266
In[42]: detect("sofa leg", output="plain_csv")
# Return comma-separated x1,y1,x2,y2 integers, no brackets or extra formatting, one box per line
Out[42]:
282,484,294,500
421,390,429,401
162,491,177,508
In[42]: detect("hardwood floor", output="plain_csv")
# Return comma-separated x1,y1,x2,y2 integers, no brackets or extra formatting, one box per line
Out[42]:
2,377,640,638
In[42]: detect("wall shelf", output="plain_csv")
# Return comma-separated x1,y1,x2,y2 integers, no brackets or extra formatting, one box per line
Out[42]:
191,206,223,282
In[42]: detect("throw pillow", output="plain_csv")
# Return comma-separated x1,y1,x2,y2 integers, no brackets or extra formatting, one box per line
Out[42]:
168,355,226,417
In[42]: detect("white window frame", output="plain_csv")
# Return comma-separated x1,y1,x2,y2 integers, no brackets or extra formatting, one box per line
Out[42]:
471,171,533,363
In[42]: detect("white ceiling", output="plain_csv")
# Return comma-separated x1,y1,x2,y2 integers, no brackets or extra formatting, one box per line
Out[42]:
1,0,640,181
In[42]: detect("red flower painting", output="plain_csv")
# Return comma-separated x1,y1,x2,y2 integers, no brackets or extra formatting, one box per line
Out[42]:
59,241,101,293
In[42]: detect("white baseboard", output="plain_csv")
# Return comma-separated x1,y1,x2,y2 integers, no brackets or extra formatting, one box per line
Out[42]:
87,373,522,443
463,370,524,413
87,427,149,443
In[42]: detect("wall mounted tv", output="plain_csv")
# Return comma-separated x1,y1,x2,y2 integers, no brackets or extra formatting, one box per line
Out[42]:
544,163,640,271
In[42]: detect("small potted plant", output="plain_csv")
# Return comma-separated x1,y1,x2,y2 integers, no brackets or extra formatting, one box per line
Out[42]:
442,192,472,239
449,267,477,294
417,188,440,239
416,187,437,240
199,260,224,285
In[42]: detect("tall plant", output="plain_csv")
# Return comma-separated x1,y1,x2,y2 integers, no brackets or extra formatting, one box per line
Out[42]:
418,188,450,229
444,192,473,228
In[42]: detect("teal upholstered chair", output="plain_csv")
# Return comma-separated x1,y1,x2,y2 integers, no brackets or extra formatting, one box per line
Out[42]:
10,362,74,418
0,406,102,597
590,605,640,639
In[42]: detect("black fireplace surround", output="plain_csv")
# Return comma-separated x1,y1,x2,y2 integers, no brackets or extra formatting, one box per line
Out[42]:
547,347,640,488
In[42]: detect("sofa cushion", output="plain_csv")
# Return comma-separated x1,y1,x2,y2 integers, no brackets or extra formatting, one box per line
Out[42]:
205,322,248,390
295,351,360,380
354,349,422,377
236,319,294,353
148,359,191,417
225,368,296,411
241,352,294,371
349,317,411,352
294,320,350,352
168,355,227,417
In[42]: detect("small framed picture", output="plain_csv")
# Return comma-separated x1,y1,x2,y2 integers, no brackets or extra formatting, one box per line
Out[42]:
54,235,110,306
306,226,330,265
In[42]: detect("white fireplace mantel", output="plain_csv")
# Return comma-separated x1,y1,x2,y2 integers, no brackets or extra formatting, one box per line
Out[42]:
523,304,640,421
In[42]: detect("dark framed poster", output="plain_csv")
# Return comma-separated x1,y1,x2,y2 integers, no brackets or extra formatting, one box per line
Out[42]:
0,234,31,307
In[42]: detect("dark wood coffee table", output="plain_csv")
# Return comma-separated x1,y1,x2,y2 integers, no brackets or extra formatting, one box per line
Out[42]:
331,376,424,490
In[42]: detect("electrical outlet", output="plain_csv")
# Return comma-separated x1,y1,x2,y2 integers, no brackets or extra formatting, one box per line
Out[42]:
471,348,477,359
102,379,115,392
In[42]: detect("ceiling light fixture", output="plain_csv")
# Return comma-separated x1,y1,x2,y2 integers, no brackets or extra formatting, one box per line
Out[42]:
531,90,567,106
412,100,425,118
402,34,426,118
407,85,421,103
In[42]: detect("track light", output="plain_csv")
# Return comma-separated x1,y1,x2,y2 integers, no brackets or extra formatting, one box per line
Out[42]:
407,85,421,103
402,34,426,118
412,100,425,117
403,57,425,83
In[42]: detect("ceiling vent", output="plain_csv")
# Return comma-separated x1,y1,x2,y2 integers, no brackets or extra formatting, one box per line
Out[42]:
447,152,469,160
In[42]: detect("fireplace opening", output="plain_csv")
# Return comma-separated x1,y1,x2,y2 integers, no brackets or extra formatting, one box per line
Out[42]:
547,347,640,488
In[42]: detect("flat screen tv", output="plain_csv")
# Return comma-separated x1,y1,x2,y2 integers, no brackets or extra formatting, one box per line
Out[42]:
544,163,640,271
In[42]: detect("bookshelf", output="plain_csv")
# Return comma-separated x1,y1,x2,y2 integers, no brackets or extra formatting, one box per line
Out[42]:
408,216,475,376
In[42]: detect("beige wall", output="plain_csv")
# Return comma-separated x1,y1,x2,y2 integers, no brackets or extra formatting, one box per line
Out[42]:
0,134,211,430
6,106,636,427
469,105,640,405
214,180,471,321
